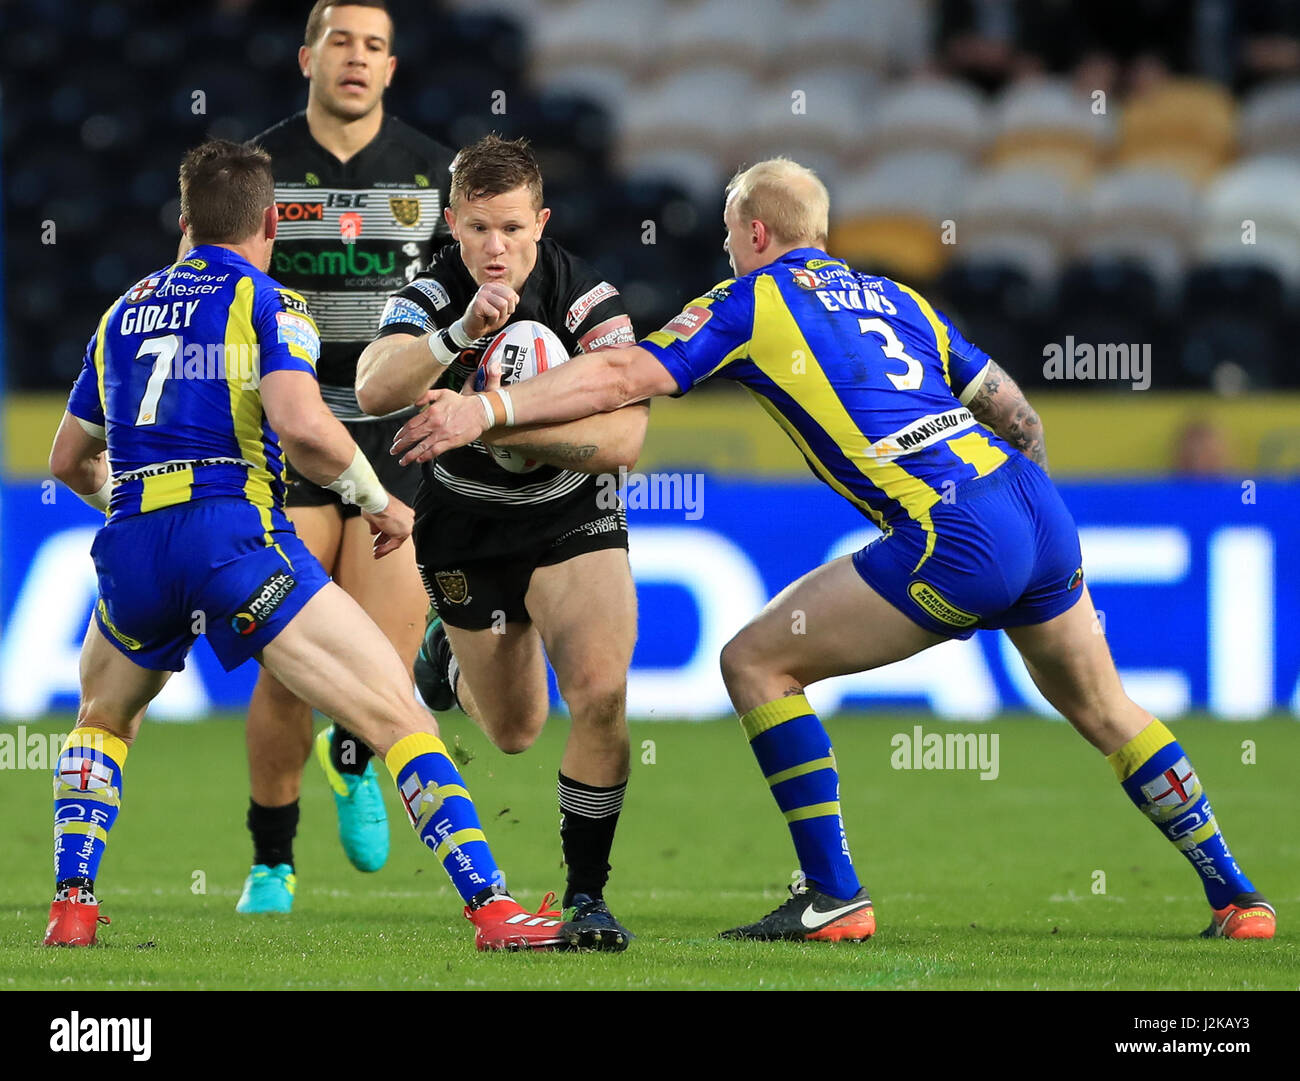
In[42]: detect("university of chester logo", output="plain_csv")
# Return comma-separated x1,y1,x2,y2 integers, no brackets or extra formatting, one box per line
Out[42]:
389,196,421,226
435,571,470,605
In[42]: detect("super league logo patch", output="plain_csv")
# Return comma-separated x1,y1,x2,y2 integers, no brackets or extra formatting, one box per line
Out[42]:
230,569,296,636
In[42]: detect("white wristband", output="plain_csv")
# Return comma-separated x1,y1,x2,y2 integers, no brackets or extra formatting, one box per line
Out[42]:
498,387,515,427
447,318,474,349
77,476,113,512
325,446,390,514
478,394,495,429
427,328,458,367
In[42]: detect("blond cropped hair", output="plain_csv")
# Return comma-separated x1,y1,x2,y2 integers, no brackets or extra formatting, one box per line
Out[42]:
725,158,829,249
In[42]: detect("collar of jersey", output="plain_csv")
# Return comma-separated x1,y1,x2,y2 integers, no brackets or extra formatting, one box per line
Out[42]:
182,244,255,270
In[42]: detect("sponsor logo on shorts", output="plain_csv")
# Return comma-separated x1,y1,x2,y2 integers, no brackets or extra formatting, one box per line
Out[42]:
565,281,618,332
659,305,712,341
435,570,471,605
907,581,978,628
551,512,626,549
1068,566,1084,590
230,569,296,636
389,195,421,226
96,599,142,650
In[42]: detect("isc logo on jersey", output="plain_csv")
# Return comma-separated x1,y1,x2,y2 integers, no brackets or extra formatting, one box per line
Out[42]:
472,320,569,474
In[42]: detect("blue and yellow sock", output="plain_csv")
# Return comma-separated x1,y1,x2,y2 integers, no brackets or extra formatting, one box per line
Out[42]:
53,727,127,890
385,732,502,903
1108,719,1254,909
740,694,860,900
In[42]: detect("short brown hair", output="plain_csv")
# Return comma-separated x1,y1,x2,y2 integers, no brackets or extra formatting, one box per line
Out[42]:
304,0,392,49
449,135,544,210
179,140,275,246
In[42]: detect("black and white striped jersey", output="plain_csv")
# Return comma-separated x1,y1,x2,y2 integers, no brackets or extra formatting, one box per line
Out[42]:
251,112,454,420
375,238,636,518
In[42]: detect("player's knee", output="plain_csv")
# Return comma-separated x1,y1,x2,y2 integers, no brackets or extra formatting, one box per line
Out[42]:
561,671,626,730
719,630,763,690
488,718,545,755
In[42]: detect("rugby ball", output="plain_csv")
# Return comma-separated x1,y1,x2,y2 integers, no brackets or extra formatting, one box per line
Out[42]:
472,319,569,474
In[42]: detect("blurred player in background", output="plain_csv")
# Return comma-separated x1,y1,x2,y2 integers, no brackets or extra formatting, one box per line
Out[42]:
395,158,1276,944
44,139,572,952
356,135,646,950
235,0,456,913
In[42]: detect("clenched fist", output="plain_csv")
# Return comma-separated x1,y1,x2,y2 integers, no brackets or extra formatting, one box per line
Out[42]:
462,282,519,340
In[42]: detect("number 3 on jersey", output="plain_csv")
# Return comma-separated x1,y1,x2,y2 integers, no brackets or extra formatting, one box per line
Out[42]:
134,334,180,425
858,317,922,391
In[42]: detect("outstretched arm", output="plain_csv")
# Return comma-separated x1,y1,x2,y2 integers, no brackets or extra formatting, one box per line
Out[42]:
393,346,676,465
965,360,1048,473
483,403,650,472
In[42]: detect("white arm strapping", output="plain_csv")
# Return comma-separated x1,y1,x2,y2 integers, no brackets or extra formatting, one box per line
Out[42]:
76,476,113,512
325,446,389,514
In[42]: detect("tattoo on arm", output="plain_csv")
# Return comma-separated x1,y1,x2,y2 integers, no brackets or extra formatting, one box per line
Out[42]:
967,361,1048,472
510,441,598,467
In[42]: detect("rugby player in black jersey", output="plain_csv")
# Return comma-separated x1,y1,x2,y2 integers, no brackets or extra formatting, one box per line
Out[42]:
356,136,647,950
235,0,455,913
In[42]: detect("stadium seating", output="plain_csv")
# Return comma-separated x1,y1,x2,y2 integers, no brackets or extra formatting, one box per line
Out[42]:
8,1,1300,391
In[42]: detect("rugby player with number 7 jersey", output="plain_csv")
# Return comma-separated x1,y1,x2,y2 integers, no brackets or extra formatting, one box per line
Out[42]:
44,139,573,952
356,135,646,950
394,158,1276,944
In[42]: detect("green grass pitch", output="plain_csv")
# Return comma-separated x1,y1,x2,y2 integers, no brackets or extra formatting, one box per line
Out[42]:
2,713,1296,990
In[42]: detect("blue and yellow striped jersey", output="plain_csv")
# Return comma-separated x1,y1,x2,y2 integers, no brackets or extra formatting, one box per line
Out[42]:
641,247,1013,535
66,245,320,524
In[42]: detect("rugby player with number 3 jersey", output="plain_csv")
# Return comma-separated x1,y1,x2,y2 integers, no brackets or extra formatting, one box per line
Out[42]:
357,135,646,950
234,0,457,911
395,158,1275,944
44,139,573,951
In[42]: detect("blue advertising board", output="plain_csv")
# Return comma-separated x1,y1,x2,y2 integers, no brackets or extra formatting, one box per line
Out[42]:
1,475,1296,720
